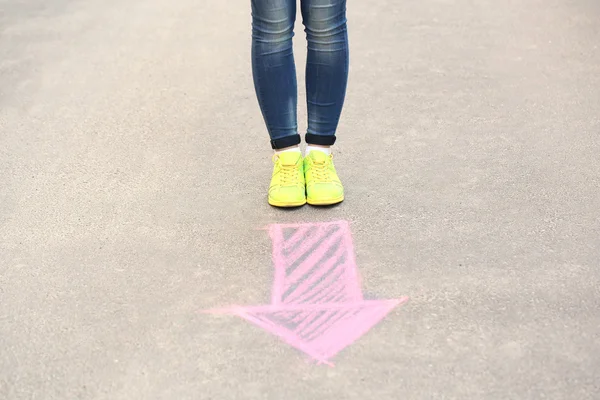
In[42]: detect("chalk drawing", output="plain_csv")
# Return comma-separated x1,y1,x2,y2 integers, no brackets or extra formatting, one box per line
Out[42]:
203,220,409,366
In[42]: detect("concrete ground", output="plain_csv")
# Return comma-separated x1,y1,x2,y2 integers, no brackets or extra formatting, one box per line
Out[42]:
1,0,599,399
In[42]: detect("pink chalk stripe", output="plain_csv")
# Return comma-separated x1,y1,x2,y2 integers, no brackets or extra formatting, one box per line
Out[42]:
284,244,347,304
281,225,340,279
289,310,315,324
287,263,348,305
283,228,345,289
294,282,347,310
302,309,355,342
282,225,312,253
292,309,329,334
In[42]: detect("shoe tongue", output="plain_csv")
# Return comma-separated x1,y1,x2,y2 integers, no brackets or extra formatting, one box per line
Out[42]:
279,151,301,166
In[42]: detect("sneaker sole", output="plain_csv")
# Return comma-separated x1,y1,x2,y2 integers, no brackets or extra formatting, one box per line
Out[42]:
307,195,344,206
268,198,307,208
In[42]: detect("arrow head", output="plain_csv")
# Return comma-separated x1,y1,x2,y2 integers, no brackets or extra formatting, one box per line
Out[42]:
234,298,408,365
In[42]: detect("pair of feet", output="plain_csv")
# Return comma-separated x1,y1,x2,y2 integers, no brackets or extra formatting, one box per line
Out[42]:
268,150,344,207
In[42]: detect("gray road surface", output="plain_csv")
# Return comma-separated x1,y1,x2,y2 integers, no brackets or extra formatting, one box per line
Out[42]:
1,0,600,399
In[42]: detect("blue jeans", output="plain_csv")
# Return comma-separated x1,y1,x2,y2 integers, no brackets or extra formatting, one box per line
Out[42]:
251,0,349,149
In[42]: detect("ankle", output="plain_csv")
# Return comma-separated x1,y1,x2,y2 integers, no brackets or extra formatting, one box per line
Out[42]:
274,145,301,155
305,145,332,156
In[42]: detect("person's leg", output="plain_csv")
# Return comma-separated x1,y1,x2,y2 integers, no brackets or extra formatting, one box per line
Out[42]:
251,0,301,150
300,0,348,206
301,0,349,148
251,0,305,207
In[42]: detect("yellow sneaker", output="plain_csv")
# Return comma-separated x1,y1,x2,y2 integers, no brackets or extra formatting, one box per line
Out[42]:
268,151,306,207
304,150,344,206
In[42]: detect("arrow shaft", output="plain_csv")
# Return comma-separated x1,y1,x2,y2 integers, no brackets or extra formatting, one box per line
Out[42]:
282,227,345,290
284,243,347,304
269,222,336,305
283,224,338,279
298,280,348,307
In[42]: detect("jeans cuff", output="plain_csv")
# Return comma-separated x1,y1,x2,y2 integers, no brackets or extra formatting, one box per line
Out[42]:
305,133,336,146
271,134,301,150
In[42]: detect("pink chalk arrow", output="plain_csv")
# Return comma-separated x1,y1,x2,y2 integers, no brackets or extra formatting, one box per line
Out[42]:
204,220,408,365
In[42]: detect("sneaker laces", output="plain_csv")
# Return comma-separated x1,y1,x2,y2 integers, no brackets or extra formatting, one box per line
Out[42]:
311,155,332,182
274,155,300,186
280,164,298,185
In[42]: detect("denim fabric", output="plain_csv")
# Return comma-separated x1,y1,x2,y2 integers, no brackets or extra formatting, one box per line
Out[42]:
251,0,349,149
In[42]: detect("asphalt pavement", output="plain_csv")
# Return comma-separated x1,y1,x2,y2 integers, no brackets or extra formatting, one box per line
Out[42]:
1,0,599,399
